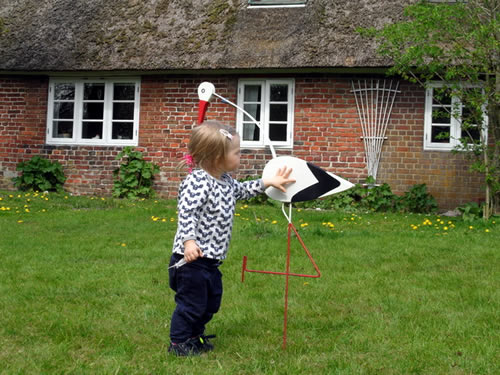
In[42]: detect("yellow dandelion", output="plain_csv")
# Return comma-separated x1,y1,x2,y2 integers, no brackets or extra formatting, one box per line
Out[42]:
485,229,490,233
469,226,474,230
17,220,23,223
162,218,167,222
170,218,175,222
235,213,241,216
64,196,68,199
271,220,277,224
121,243,127,247
443,226,448,231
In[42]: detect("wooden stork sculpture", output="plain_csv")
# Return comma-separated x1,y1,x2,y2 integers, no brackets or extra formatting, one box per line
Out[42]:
197,82,354,349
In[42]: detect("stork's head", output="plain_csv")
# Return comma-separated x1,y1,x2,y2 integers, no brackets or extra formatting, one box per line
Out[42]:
197,82,215,124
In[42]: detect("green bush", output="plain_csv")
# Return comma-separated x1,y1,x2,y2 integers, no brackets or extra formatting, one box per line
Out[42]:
113,147,160,199
457,202,483,221
13,156,66,192
398,184,438,214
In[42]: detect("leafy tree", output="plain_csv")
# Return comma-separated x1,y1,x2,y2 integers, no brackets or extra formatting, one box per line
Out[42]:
359,0,499,218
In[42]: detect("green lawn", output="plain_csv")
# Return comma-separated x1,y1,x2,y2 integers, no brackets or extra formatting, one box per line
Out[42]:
0,191,498,374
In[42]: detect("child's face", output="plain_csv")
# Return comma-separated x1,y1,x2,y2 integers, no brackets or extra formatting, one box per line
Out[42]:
221,134,241,173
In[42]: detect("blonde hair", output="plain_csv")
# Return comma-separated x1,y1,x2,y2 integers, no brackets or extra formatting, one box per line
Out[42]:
179,121,237,172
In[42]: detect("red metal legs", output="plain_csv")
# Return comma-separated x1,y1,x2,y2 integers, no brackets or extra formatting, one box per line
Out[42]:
241,222,321,349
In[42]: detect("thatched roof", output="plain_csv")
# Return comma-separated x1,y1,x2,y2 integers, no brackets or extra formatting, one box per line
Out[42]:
0,0,416,72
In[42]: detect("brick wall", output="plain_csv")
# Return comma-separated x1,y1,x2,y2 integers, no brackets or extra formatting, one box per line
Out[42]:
0,74,485,210
377,81,485,209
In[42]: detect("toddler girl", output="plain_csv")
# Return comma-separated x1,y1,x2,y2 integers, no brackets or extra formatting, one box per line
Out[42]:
168,121,294,356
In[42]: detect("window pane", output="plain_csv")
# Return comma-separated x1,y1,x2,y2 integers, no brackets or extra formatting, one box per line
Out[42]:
84,83,105,100
269,104,287,121
431,126,450,143
114,84,135,101
83,102,104,120
270,84,288,102
113,103,134,120
461,105,483,127
432,88,452,105
243,103,261,122
269,123,287,141
461,127,481,143
52,121,73,138
432,107,451,124
112,122,134,140
244,85,261,102
54,83,75,100
82,122,103,139
242,123,260,141
53,102,74,119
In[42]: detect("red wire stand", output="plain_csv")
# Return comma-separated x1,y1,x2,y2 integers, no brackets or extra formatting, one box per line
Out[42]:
241,204,321,349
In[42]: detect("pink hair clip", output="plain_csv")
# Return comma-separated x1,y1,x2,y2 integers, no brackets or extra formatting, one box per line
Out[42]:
183,153,195,173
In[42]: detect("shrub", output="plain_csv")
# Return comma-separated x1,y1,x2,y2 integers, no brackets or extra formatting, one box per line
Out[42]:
113,147,160,199
457,202,483,221
398,184,437,214
13,156,66,192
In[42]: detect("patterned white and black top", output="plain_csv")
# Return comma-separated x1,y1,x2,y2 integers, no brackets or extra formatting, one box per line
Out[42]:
172,169,265,260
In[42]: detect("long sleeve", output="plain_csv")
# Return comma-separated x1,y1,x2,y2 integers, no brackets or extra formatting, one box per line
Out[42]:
232,178,265,201
176,172,210,244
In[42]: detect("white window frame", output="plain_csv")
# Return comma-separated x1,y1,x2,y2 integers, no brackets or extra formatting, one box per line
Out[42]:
236,79,295,149
46,77,140,146
248,0,307,8
424,82,488,151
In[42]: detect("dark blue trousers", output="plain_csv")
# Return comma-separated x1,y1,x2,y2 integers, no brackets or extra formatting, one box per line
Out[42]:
168,254,223,343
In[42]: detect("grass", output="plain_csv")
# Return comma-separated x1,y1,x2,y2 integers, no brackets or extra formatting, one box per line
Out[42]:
0,191,499,374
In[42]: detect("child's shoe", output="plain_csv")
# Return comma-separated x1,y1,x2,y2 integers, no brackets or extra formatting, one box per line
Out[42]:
193,334,216,352
168,338,200,357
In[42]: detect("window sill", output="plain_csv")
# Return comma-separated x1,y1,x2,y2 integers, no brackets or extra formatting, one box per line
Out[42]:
46,140,138,147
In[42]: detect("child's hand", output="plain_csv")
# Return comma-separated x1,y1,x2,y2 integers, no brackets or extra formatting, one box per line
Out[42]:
263,166,295,192
184,240,203,263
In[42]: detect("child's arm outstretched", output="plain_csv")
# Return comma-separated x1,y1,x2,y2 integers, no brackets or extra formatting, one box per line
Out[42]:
263,166,295,192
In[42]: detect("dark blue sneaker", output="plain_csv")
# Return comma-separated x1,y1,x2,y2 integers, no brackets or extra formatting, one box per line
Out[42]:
168,338,200,357
194,334,216,352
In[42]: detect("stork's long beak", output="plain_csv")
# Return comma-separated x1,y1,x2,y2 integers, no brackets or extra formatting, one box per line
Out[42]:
198,100,209,125
197,82,216,124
